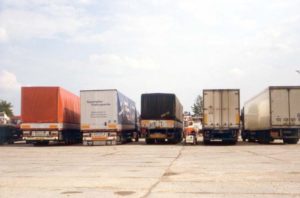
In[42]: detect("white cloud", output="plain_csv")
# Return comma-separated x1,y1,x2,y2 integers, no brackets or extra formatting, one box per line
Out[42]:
78,0,93,5
119,15,172,34
177,0,221,26
0,27,8,42
0,70,21,91
0,2,95,41
71,33,106,44
232,18,257,30
229,68,244,78
89,54,122,66
89,53,159,75
98,14,174,48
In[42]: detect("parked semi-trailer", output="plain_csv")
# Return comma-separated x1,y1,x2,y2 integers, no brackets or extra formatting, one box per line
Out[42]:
21,87,81,145
0,113,22,144
140,93,183,144
80,89,138,145
0,125,17,144
242,86,300,144
203,89,240,144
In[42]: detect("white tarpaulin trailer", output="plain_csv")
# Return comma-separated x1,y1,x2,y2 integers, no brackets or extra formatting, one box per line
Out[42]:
80,89,137,145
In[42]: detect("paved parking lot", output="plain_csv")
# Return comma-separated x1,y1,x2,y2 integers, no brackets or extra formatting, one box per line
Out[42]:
1,139,300,198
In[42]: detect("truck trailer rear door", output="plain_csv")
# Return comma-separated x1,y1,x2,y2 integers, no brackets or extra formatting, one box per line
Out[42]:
221,90,229,128
289,88,300,126
228,90,240,128
271,89,289,126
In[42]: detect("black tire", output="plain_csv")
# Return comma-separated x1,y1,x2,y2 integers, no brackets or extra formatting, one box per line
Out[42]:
8,139,14,144
34,141,49,146
145,138,154,144
118,135,127,144
65,139,69,145
172,138,178,144
222,140,236,145
203,139,210,145
283,138,299,144
258,139,269,144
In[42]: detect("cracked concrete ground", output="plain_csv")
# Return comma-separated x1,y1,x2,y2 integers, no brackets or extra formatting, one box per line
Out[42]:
0,139,300,197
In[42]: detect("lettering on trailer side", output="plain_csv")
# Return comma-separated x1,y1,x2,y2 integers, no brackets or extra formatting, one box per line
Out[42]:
91,111,107,118
87,100,112,119
87,100,111,106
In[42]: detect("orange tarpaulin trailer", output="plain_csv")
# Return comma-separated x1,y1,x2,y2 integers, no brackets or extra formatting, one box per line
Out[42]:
21,87,80,124
21,87,81,145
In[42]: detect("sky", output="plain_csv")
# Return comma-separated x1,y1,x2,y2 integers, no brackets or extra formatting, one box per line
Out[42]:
0,0,300,115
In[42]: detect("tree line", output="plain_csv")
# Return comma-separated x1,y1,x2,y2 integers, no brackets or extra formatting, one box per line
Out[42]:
0,100,14,117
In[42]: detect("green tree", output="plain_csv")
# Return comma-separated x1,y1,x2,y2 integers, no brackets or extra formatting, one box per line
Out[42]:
0,100,14,117
191,95,203,116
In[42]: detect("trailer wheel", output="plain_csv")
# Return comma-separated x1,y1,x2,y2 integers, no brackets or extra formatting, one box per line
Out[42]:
283,138,299,144
169,139,177,144
231,140,238,145
34,141,49,146
65,139,69,145
258,139,269,144
203,139,210,145
145,138,154,144
8,139,14,144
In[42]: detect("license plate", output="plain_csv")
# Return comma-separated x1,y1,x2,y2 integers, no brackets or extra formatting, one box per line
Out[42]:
150,133,166,139
92,136,108,141
92,132,107,137
32,131,49,137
